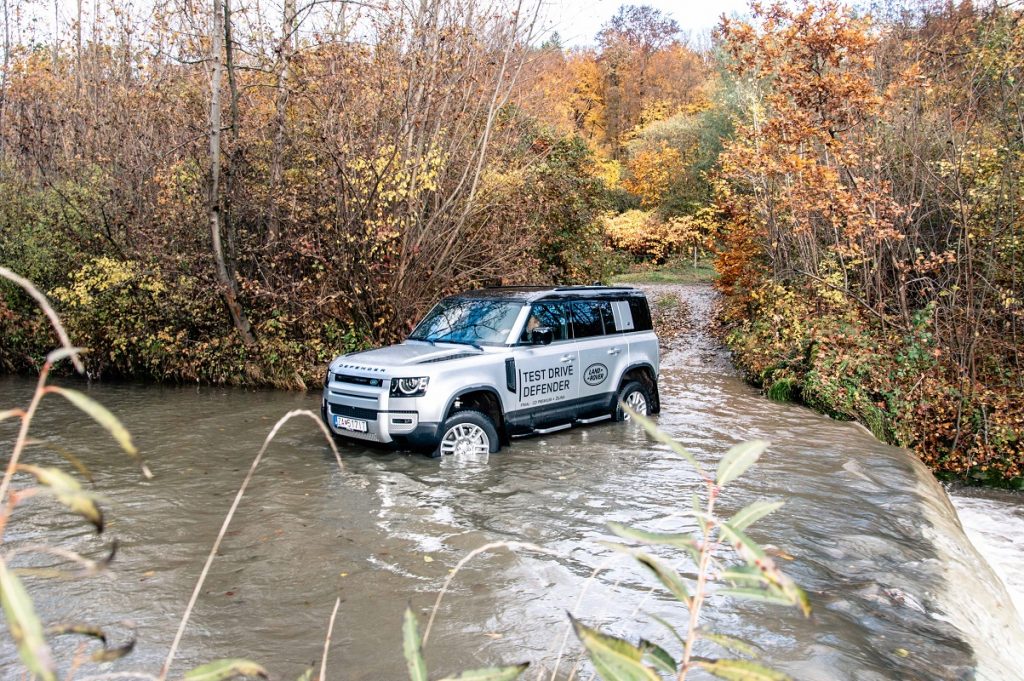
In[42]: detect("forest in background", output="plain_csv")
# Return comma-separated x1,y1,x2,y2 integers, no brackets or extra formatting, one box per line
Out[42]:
0,0,1021,481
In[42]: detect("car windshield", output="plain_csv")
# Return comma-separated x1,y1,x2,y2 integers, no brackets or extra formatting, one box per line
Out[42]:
409,298,524,346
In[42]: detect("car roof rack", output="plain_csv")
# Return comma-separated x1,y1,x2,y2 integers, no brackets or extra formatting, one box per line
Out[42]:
552,285,635,291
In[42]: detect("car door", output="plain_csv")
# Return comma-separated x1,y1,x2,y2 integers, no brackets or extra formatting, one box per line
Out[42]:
573,300,626,416
512,301,579,426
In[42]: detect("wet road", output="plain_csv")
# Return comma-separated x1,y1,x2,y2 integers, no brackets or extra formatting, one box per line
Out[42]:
1,285,1022,680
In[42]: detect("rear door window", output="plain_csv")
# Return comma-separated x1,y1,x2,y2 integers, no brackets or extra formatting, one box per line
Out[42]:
570,301,605,338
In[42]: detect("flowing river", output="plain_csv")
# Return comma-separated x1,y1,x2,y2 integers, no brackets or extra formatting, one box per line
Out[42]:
1,285,1022,681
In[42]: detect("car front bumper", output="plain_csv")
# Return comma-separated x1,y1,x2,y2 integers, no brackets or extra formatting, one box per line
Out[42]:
321,390,440,449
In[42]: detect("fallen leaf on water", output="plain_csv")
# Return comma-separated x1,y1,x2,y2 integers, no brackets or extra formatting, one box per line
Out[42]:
423,556,434,563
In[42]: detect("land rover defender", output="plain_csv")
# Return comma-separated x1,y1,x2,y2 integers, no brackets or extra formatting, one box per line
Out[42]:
320,286,660,456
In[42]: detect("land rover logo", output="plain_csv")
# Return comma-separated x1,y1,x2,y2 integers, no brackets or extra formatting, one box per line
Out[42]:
584,363,608,386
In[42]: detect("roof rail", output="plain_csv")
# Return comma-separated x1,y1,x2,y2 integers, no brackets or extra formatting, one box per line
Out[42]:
551,285,634,291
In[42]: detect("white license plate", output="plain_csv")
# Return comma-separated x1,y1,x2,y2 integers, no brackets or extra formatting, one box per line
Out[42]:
334,416,368,433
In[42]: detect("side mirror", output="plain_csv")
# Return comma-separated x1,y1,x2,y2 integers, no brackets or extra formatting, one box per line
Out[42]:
532,327,553,346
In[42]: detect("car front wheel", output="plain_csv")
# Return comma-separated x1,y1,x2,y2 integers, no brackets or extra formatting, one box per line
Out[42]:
433,410,500,458
613,380,651,422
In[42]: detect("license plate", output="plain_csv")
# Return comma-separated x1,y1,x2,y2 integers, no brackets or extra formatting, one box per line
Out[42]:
334,416,368,433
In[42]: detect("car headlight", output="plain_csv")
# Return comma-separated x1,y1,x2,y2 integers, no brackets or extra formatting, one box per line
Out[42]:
390,377,429,397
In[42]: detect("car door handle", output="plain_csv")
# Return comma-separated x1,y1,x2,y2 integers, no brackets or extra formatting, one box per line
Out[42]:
607,348,621,356
560,355,575,362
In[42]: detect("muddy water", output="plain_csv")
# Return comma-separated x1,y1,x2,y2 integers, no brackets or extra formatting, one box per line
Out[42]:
2,285,1023,681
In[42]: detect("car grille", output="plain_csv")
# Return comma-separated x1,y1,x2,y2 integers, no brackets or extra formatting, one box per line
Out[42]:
329,403,379,420
334,373,384,387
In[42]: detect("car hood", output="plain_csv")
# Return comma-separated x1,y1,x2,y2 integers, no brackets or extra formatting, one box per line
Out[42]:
334,342,481,370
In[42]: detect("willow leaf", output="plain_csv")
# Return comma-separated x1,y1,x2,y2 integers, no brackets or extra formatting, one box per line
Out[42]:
0,560,55,681
696,658,791,681
634,552,692,608
721,565,768,587
622,405,705,476
570,615,660,681
46,386,151,478
693,493,707,533
184,659,268,680
716,441,770,488
645,612,686,649
638,639,677,675
437,663,530,681
719,523,811,617
607,523,700,562
17,464,104,531
718,587,799,608
403,607,428,681
729,501,784,532
47,622,135,663
700,632,760,658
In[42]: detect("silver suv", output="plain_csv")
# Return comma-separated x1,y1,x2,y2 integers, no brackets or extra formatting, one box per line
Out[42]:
320,286,660,456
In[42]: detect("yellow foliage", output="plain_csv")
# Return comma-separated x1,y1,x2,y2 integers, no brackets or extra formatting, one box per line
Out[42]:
593,159,624,190
52,257,165,308
603,210,676,263
623,143,683,208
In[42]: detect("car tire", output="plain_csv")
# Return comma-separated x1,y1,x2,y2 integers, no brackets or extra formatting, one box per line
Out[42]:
613,380,652,422
432,410,500,458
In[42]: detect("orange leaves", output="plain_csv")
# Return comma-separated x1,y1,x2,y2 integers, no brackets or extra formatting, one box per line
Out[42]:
715,0,906,312
622,143,683,209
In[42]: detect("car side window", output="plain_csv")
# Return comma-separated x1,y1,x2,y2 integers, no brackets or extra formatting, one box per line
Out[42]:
571,301,605,338
520,302,570,343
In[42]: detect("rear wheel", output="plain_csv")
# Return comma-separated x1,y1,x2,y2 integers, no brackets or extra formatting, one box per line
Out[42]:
613,380,651,422
432,410,500,458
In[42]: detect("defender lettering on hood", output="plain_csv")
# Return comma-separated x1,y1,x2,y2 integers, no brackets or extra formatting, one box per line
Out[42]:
321,285,660,457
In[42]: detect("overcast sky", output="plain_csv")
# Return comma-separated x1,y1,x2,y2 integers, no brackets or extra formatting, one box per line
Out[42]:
34,0,753,50
541,0,754,47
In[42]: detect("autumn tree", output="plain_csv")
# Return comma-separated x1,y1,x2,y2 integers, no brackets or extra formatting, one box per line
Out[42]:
714,0,1024,480
596,5,680,158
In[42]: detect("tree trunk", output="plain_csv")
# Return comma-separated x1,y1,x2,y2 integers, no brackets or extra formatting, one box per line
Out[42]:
75,0,81,92
208,0,256,346
1,0,9,162
52,0,58,67
223,0,241,267
266,0,295,246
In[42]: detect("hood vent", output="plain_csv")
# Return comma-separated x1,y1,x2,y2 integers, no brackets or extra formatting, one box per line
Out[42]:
418,352,476,364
